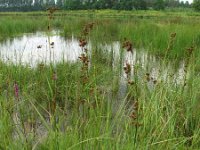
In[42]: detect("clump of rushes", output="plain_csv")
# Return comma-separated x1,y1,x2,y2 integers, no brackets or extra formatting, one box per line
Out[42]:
77,23,94,114
14,81,19,101
47,7,59,31
123,40,134,85
165,32,177,57
78,22,94,75
186,46,194,58
182,46,195,88
129,101,142,127
51,71,58,115
123,39,142,144
46,7,60,125
82,23,94,36
46,7,58,62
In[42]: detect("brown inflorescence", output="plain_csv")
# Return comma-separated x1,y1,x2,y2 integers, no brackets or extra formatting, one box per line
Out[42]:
128,80,134,85
47,7,59,18
82,23,95,36
52,71,58,81
78,22,95,91
166,32,177,52
170,32,177,38
186,46,194,56
47,7,59,31
78,53,89,67
124,62,131,76
123,40,133,53
14,81,19,100
123,39,134,85
79,39,88,48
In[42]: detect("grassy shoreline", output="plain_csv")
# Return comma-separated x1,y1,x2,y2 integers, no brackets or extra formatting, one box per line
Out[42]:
0,9,200,17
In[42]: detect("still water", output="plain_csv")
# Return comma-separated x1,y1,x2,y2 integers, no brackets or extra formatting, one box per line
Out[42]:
0,31,154,66
0,31,84,65
0,31,186,85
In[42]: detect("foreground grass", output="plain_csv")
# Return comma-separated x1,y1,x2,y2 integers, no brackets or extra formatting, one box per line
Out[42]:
0,44,200,149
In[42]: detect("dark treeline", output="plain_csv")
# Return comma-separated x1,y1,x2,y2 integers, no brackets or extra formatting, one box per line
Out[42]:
0,0,192,12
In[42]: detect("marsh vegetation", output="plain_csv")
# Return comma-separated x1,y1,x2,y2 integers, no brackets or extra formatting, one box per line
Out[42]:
0,10,200,149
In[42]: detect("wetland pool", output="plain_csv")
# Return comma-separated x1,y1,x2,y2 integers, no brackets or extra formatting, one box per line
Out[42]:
0,30,186,85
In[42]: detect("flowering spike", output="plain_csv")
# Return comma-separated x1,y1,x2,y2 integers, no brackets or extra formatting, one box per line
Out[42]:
14,81,19,99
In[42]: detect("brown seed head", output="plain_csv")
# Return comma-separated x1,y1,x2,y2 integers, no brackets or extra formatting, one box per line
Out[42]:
170,32,176,38
79,39,87,48
124,63,131,74
123,40,133,53
187,46,194,55
128,80,134,85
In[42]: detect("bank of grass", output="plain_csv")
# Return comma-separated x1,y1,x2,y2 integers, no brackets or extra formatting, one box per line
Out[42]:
64,16,200,59
1,10,200,149
1,9,200,17
0,15,62,40
62,12,200,60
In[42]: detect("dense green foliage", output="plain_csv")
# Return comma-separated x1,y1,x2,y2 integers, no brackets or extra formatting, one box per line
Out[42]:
193,0,200,11
0,0,192,11
154,0,166,10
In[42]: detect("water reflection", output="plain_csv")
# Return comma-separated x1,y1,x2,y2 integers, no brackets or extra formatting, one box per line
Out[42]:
0,31,83,65
0,31,186,86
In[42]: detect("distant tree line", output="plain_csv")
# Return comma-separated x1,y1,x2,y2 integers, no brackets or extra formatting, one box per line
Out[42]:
193,0,200,11
0,0,194,12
